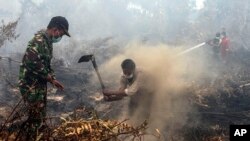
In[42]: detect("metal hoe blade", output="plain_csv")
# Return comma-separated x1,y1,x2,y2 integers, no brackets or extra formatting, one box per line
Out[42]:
78,54,105,90
78,54,94,63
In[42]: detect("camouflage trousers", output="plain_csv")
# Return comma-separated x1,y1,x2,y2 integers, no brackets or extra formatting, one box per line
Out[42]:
19,82,47,138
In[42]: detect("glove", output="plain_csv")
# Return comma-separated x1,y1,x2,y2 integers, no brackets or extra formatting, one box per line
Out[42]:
102,89,114,96
103,95,123,101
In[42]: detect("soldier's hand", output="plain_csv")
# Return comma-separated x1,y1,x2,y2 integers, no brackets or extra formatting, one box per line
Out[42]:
51,80,64,90
47,74,53,83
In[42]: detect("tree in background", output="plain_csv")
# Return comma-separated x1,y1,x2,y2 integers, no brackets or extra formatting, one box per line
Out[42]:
0,20,19,48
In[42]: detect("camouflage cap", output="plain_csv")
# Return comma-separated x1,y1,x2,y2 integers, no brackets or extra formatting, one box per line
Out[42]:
48,16,71,37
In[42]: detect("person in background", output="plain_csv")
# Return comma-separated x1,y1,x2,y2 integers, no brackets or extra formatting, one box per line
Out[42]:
206,32,222,60
220,31,230,64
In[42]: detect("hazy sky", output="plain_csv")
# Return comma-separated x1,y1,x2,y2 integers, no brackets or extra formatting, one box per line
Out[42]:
0,0,205,22
196,0,205,9
0,0,21,22
0,0,206,53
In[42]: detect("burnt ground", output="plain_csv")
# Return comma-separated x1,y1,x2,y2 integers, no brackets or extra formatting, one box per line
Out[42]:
0,53,123,124
175,48,250,141
1,47,250,141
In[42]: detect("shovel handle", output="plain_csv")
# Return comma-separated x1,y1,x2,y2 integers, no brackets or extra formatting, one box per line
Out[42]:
91,59,105,90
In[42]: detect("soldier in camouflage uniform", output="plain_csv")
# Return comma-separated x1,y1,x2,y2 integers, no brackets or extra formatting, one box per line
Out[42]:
18,16,70,139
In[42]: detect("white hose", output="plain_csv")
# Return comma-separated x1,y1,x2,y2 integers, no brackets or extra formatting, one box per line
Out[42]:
177,42,206,56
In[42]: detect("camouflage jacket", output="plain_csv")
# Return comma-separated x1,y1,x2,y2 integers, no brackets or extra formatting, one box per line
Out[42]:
19,30,55,87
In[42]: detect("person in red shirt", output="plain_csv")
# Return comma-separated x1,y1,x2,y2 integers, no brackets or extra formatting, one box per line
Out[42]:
220,31,230,64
